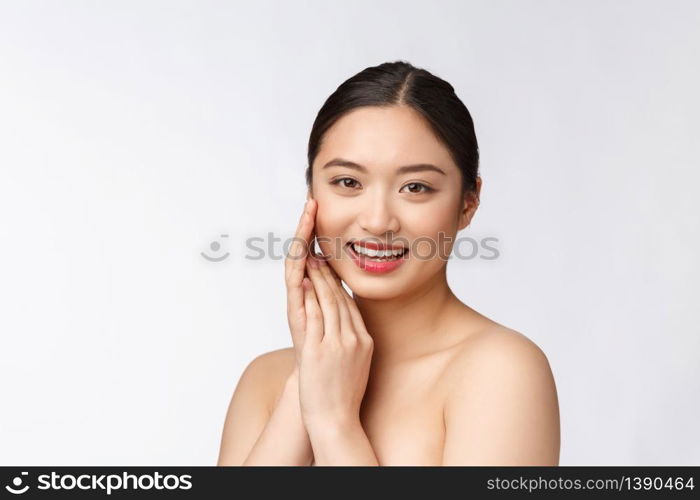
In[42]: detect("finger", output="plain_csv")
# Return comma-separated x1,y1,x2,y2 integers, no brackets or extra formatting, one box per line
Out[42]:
306,257,340,343
317,258,356,340
323,261,370,338
285,199,316,284
302,277,323,345
322,256,344,288
285,199,317,342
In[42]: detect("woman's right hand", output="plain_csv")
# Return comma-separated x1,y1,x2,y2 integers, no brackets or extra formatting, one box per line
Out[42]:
285,197,318,369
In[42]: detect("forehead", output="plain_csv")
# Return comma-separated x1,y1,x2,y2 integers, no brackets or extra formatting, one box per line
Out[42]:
314,105,457,174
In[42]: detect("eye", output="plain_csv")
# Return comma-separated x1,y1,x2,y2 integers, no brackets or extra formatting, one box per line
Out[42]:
330,178,435,194
330,177,361,189
401,182,434,194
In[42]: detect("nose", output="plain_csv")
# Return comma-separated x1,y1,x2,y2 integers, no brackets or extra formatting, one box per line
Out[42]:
357,190,400,236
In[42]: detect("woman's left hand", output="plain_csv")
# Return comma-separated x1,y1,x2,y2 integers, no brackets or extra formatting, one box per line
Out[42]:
298,253,374,432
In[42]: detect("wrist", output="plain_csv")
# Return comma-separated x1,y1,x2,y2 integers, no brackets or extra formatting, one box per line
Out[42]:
304,413,360,439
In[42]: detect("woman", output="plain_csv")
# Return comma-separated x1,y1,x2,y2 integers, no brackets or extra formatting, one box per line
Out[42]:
217,60,560,466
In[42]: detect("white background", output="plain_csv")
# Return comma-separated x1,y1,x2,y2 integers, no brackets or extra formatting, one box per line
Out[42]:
1,0,698,465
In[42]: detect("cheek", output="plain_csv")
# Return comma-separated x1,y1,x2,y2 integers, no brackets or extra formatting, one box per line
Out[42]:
406,195,460,228
406,207,459,260
314,213,345,256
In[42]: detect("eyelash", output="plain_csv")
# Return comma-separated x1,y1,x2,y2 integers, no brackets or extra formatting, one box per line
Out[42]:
330,177,435,194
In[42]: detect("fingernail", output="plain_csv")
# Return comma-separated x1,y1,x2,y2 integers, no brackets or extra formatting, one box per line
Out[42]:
308,257,318,269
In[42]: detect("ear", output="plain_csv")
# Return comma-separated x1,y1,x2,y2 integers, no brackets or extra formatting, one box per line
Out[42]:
457,176,482,231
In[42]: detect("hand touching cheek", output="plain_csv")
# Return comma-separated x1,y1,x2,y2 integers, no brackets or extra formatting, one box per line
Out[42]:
298,255,374,432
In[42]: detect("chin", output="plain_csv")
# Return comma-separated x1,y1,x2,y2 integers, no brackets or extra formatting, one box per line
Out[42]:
347,284,406,301
339,272,414,301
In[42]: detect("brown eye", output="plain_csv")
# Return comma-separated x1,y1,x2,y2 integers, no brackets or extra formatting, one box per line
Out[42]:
401,182,433,194
331,177,360,189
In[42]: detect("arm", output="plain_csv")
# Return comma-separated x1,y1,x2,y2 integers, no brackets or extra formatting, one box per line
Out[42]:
305,417,379,466
218,198,319,465
441,331,560,465
243,367,313,465
217,352,313,466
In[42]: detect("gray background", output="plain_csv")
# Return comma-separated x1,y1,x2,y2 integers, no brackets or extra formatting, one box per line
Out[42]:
1,0,698,465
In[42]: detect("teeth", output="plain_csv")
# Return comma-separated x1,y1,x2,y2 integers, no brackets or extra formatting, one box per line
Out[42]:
352,243,406,259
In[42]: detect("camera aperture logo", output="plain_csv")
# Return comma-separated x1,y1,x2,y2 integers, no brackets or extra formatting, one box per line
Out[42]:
4,471,192,495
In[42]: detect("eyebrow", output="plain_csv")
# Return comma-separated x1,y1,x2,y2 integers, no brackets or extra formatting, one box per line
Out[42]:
322,158,447,176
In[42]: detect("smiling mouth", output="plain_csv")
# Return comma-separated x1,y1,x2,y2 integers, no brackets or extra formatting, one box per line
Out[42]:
345,242,409,261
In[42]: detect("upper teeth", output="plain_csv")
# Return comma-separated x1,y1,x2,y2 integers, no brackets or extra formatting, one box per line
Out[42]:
352,243,406,258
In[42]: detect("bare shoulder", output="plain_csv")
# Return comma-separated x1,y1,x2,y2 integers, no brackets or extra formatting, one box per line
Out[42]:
445,325,557,397
247,346,296,375
243,347,296,408
440,324,560,465
216,347,296,465
455,325,552,372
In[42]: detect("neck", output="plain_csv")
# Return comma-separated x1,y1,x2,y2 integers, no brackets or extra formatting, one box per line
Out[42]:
352,266,464,365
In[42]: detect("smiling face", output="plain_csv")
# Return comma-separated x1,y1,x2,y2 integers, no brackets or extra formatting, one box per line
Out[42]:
310,104,480,300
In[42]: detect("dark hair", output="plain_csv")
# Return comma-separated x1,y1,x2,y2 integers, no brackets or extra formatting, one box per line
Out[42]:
306,60,479,195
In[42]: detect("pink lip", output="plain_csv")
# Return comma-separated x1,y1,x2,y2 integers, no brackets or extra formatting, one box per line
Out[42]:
351,240,406,251
346,243,408,274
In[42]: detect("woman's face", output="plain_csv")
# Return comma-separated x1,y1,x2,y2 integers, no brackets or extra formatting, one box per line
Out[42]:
310,104,480,300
